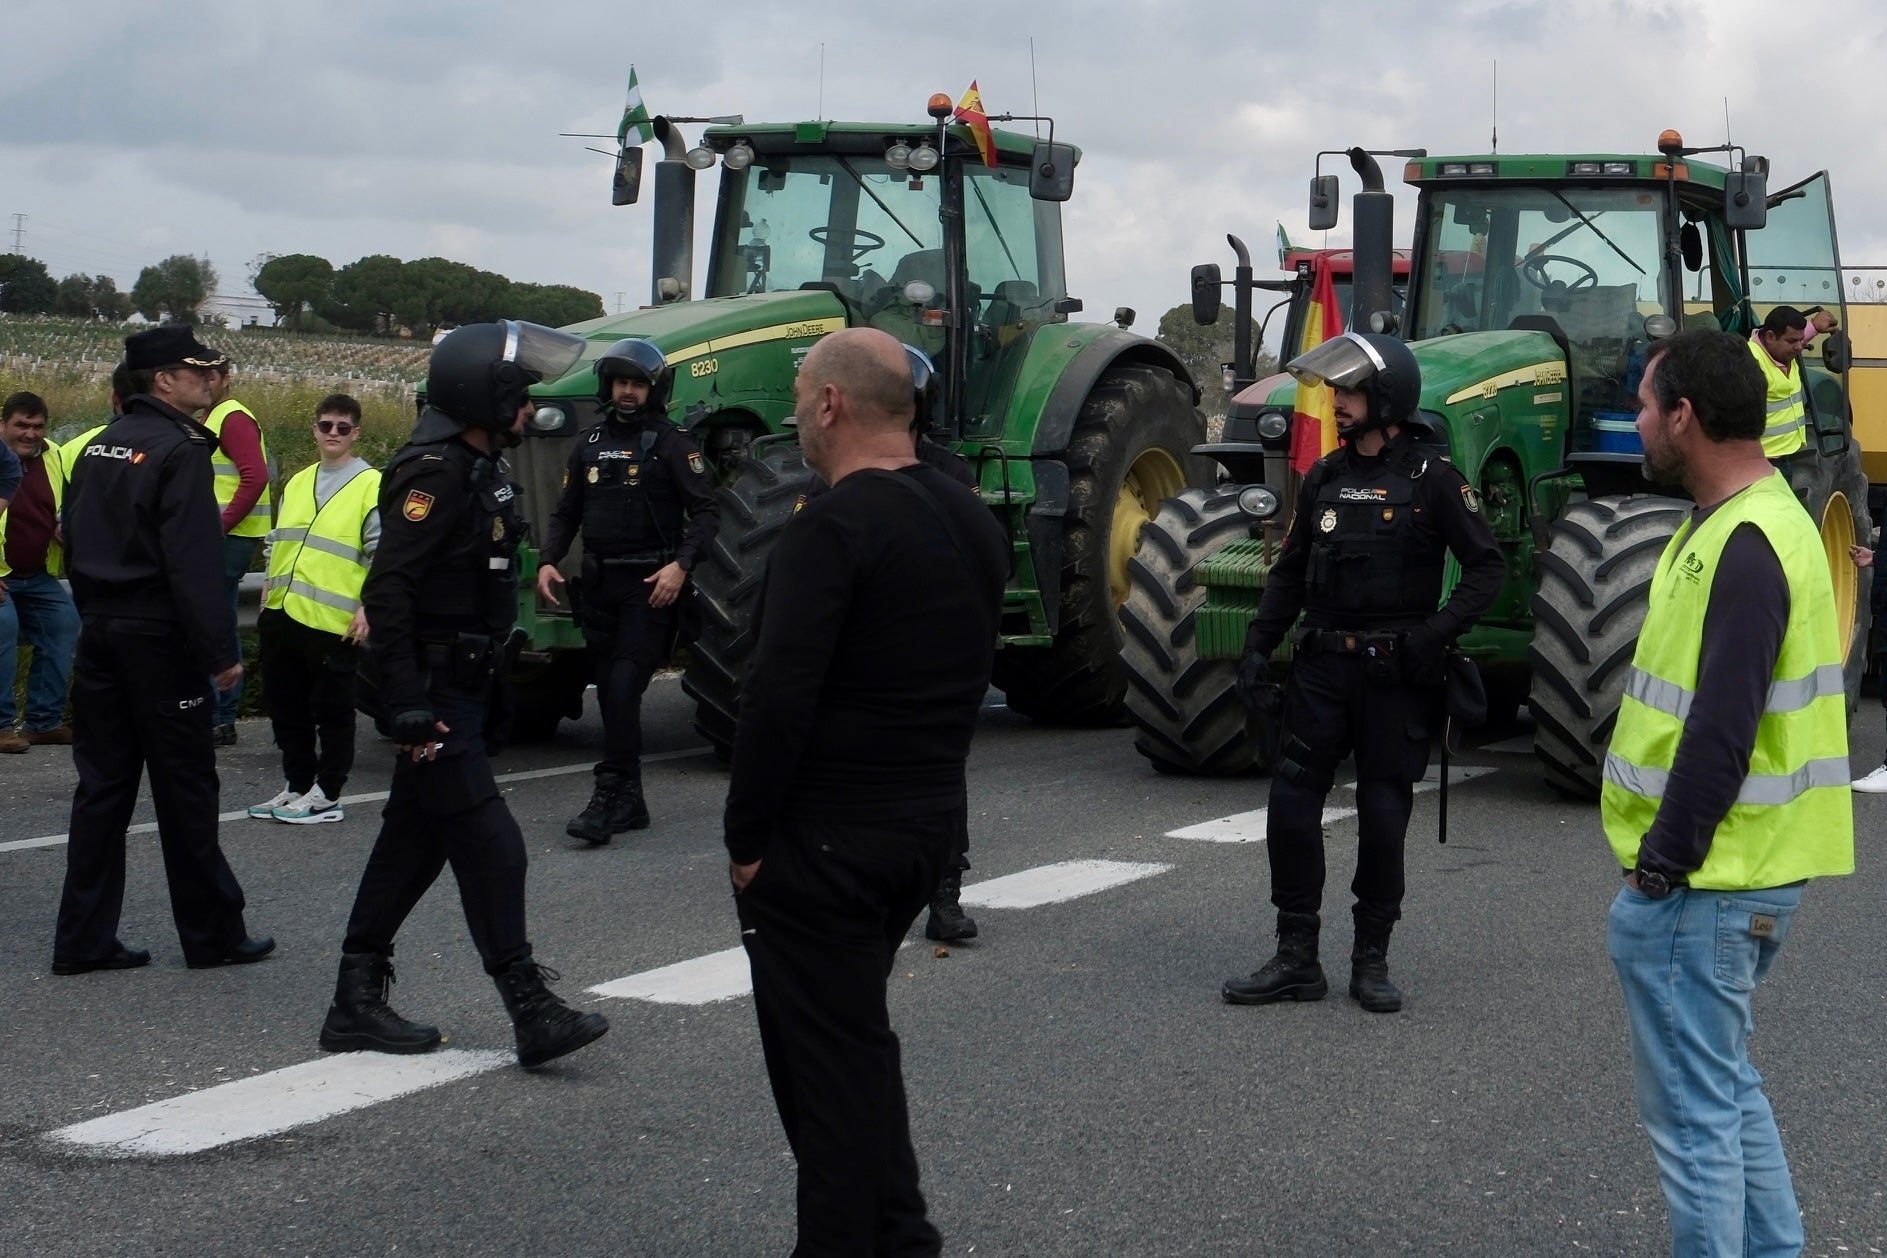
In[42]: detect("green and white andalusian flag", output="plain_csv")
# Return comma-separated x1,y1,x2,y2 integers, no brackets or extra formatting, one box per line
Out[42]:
618,66,654,147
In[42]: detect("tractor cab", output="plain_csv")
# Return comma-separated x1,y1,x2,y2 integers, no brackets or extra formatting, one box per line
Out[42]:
699,115,1080,441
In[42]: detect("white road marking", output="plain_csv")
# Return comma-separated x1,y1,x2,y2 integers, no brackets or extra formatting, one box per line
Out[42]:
957,859,1171,909
588,946,752,1005
0,745,712,854
1479,734,1534,756
47,1049,512,1157
1164,765,1502,843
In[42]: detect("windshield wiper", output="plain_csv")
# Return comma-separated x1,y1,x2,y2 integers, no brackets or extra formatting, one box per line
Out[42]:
1543,190,1646,276
834,157,927,250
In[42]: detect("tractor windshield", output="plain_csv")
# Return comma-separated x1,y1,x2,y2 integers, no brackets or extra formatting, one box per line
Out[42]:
1414,185,1672,420
707,155,943,319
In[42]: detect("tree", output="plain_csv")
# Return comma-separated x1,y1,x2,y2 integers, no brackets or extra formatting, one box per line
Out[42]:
53,273,133,321
0,255,58,314
509,282,605,328
319,254,407,334
131,254,217,322
253,253,334,330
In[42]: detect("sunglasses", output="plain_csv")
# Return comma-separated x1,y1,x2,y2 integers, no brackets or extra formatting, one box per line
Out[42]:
315,419,356,435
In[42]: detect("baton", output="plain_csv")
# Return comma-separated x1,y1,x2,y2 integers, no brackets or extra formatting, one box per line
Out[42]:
1438,716,1450,845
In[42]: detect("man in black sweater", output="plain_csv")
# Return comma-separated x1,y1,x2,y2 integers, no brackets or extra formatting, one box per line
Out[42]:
726,327,1007,1255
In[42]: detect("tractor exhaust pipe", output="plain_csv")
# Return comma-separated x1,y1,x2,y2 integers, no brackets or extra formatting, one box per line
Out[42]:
1348,147,1395,333
650,116,696,305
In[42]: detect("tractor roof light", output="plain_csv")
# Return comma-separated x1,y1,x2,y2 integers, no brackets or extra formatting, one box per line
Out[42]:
1658,129,1685,156
1569,160,1635,175
908,143,940,172
1439,162,1469,176
927,93,954,120
723,141,755,171
684,145,716,170
1237,485,1281,521
1468,162,1496,175
885,141,912,169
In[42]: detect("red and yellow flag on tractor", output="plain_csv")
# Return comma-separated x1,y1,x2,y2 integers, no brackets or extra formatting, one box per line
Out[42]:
954,81,999,169
1289,262,1346,473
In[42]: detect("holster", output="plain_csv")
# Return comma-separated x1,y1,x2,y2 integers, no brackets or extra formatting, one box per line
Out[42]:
421,632,497,692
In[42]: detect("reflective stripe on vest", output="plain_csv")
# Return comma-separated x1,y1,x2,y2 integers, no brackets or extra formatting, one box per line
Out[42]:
1600,471,1853,889
263,462,379,634
205,399,274,537
1748,337,1807,458
0,441,66,580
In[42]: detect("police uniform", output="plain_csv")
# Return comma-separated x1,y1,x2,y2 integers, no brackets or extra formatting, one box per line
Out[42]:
320,320,607,1068
1225,332,1503,1012
53,326,269,973
541,341,718,842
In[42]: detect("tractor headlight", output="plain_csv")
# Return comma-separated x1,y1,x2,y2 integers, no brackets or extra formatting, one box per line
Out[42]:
528,404,570,435
1237,485,1281,520
1255,410,1290,441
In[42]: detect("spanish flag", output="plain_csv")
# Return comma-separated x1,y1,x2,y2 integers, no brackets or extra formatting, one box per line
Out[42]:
953,81,999,169
1289,261,1346,473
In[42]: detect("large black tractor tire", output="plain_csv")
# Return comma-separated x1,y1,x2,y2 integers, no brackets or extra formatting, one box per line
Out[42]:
679,443,816,757
1798,439,1873,713
1119,487,1267,775
1529,494,1689,800
992,364,1211,724
507,651,591,743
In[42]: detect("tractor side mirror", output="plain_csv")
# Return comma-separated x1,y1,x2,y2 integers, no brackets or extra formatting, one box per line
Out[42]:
1308,174,1340,232
1822,328,1851,374
611,147,644,206
1029,141,1077,202
1191,263,1223,325
1724,169,1767,231
1680,222,1703,272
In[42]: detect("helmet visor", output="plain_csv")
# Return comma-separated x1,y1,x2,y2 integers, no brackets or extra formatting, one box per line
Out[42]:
502,321,586,384
901,343,935,393
1285,331,1386,391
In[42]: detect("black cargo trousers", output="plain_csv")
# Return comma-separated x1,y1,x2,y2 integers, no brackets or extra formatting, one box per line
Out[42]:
577,555,675,781
1265,634,1441,934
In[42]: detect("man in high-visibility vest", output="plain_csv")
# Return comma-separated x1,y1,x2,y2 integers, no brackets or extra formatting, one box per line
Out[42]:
248,394,379,825
1747,303,1837,463
1606,328,1853,1255
0,391,80,752
203,361,273,746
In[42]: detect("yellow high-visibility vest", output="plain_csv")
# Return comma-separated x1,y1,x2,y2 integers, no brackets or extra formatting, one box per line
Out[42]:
264,461,380,635
0,442,68,579
205,399,274,538
1602,472,1853,889
1748,338,1808,459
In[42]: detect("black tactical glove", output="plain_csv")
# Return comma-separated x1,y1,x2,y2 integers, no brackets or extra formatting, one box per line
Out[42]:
1400,622,1448,687
1235,650,1280,717
388,707,439,747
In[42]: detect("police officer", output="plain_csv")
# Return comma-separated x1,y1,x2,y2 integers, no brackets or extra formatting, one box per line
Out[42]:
1222,331,1503,1013
318,321,609,1069
535,338,719,844
53,325,273,974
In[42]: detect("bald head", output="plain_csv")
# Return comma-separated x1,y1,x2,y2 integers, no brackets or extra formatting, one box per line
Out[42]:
801,328,914,432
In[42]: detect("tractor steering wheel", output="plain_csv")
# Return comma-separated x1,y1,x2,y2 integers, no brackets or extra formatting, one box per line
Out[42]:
809,227,886,264
1520,253,1601,292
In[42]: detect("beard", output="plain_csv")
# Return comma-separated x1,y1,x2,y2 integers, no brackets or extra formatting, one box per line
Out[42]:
1640,440,1684,487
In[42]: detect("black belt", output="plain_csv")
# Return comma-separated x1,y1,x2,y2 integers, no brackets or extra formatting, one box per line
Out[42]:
1296,627,1402,656
587,551,671,568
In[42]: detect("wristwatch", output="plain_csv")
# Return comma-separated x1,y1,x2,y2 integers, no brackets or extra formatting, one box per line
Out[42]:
1632,864,1678,899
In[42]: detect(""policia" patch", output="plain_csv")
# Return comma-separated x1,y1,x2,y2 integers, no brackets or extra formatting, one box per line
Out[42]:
402,490,434,522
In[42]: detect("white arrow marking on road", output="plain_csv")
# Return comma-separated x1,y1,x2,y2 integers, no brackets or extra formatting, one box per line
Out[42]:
956,859,1171,909
47,1049,512,1157
1163,765,1502,843
0,745,712,854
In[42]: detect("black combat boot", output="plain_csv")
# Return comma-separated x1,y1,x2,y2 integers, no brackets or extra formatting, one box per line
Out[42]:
493,959,610,1068
1222,911,1328,1005
318,952,443,1054
567,775,644,845
924,869,979,942
1349,927,1403,1013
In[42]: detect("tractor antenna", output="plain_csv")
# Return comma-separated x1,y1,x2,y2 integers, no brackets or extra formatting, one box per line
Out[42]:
1490,60,1498,153
818,44,825,119
1029,37,1042,137
1723,97,1733,154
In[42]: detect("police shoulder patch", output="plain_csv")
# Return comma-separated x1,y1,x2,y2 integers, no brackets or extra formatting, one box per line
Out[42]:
402,490,435,522
687,451,706,475
1460,485,1482,513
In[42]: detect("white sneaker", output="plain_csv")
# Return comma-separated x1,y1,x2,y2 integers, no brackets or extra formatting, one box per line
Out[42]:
1853,765,1887,793
248,785,298,819
274,787,344,824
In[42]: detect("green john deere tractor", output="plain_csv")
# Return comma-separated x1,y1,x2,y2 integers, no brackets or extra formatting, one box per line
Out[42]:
504,100,1211,747
1123,136,1871,795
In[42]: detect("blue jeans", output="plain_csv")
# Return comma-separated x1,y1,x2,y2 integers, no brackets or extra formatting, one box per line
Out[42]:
1608,882,1806,1258
213,536,258,726
0,571,81,731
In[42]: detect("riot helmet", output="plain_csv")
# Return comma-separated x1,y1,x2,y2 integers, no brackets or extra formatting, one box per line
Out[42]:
427,320,586,438
902,342,939,434
594,337,673,412
1286,330,1421,439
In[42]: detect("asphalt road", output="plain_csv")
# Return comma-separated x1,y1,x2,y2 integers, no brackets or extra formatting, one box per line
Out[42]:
2,677,1884,1256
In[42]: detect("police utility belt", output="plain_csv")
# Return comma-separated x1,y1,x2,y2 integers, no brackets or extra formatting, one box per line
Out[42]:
419,633,499,689
584,550,674,571
1293,626,1407,684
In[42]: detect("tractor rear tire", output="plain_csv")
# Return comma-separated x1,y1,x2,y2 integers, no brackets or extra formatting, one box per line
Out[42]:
1797,440,1873,713
1528,493,1688,800
993,364,1210,724
1119,487,1267,775
679,442,816,758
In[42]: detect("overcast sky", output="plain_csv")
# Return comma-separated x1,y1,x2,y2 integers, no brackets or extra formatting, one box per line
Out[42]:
8,0,1887,350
